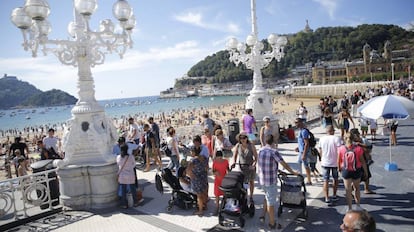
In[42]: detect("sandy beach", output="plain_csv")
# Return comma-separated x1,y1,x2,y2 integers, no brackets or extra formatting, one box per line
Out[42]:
0,95,320,180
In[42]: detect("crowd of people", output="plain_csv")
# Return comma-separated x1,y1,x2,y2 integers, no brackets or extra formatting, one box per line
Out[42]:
5,80,414,230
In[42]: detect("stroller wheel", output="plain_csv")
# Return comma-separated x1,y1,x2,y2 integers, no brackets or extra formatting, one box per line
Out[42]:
277,206,283,217
135,156,145,169
248,203,255,217
239,216,245,228
166,206,173,213
168,199,174,206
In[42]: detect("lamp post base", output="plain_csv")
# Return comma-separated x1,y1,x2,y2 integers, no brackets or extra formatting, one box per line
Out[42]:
245,89,273,122
57,162,119,210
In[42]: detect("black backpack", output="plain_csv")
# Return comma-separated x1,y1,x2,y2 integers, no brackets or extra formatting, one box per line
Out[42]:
304,128,317,148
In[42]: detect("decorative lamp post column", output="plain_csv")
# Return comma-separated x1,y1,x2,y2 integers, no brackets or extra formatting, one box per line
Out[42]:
226,0,287,121
391,63,395,82
11,0,135,209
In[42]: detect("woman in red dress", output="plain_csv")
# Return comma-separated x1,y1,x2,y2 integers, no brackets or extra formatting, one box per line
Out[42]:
212,150,229,215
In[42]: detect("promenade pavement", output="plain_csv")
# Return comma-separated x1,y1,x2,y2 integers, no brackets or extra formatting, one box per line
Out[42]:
9,115,414,232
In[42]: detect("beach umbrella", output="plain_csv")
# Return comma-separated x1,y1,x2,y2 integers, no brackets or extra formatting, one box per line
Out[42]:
357,95,414,171
357,95,413,120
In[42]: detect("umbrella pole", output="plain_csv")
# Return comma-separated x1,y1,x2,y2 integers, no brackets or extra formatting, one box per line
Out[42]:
389,133,392,163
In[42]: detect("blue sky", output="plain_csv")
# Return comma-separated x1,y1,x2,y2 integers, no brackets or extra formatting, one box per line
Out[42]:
1,0,413,100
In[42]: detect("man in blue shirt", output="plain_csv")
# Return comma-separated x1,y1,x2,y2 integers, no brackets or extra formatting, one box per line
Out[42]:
258,134,297,230
295,118,312,185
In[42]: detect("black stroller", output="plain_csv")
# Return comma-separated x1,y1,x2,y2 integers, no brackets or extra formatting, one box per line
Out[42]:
218,171,255,228
161,168,197,213
277,172,308,219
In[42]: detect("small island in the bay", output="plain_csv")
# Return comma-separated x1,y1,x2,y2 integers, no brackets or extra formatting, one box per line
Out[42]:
0,74,77,110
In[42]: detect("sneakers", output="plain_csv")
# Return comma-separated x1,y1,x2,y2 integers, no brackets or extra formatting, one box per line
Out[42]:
331,196,339,202
325,199,333,206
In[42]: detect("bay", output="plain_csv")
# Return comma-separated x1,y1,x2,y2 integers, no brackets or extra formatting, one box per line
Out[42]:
0,95,245,132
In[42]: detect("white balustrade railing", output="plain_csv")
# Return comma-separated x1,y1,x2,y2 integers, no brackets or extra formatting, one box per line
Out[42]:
0,168,60,224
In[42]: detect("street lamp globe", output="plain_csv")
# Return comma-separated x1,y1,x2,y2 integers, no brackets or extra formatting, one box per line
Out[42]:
237,42,246,52
67,21,77,38
36,19,51,36
267,33,278,45
227,37,238,50
277,36,288,46
124,14,136,31
11,7,32,29
74,0,97,16
113,0,133,22
246,34,257,46
24,0,50,21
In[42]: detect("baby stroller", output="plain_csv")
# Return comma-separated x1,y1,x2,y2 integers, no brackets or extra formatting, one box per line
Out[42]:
161,168,197,213
277,172,308,219
218,171,255,228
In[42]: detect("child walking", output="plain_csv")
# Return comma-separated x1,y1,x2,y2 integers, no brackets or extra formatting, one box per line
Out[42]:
212,150,229,215
309,148,322,183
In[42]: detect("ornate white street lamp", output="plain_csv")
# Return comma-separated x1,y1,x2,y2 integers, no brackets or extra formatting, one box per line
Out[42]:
11,0,135,209
226,0,287,121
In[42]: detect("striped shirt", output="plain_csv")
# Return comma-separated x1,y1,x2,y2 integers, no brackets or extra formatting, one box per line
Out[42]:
258,145,284,186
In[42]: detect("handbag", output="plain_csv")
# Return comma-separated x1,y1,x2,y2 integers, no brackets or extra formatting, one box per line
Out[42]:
117,155,130,182
155,172,164,194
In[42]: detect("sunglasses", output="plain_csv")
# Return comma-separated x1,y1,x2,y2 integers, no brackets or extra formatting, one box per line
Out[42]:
240,136,248,140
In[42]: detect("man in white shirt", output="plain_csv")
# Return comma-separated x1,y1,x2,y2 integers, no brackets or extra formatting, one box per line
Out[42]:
317,125,342,205
127,117,141,144
43,128,60,153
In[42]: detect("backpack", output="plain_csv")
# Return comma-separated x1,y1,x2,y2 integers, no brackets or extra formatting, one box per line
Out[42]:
161,141,172,157
304,128,317,148
343,146,357,171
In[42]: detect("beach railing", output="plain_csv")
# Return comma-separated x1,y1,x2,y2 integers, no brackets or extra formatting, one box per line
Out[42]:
276,105,320,128
288,81,392,98
0,168,61,228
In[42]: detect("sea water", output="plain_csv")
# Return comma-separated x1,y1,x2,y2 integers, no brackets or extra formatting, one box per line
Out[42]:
0,95,245,131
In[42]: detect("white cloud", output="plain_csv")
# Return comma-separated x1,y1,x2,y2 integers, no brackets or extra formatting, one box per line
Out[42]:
173,11,241,34
312,0,338,20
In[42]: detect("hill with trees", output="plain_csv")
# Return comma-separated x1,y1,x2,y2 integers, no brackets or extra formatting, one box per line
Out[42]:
175,24,414,87
0,75,77,109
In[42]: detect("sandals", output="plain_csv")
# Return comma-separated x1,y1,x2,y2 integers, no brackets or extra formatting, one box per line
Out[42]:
193,211,203,217
269,223,282,230
364,190,376,194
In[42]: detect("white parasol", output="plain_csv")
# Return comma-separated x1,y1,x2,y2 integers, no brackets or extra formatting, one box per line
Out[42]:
357,95,414,171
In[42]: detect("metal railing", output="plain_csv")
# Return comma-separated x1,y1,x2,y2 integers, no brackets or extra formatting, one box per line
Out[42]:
0,168,61,226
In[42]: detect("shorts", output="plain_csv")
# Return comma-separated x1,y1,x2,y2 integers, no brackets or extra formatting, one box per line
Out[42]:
360,126,368,132
341,168,362,180
241,167,256,182
298,152,310,167
262,183,278,206
321,166,339,181
390,125,398,132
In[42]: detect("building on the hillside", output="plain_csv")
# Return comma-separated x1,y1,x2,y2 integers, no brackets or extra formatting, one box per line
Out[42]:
311,40,414,83
312,61,347,84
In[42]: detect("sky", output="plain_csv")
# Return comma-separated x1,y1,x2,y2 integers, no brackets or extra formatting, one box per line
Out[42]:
1,0,413,100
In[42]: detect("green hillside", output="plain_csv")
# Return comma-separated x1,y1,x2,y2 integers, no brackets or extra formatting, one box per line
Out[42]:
0,75,77,109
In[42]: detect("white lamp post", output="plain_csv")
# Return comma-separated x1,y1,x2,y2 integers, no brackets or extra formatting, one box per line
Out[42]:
226,0,287,121
11,0,135,209
391,63,395,82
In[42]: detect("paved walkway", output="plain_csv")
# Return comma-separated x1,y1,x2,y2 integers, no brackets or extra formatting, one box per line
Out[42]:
10,115,414,232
